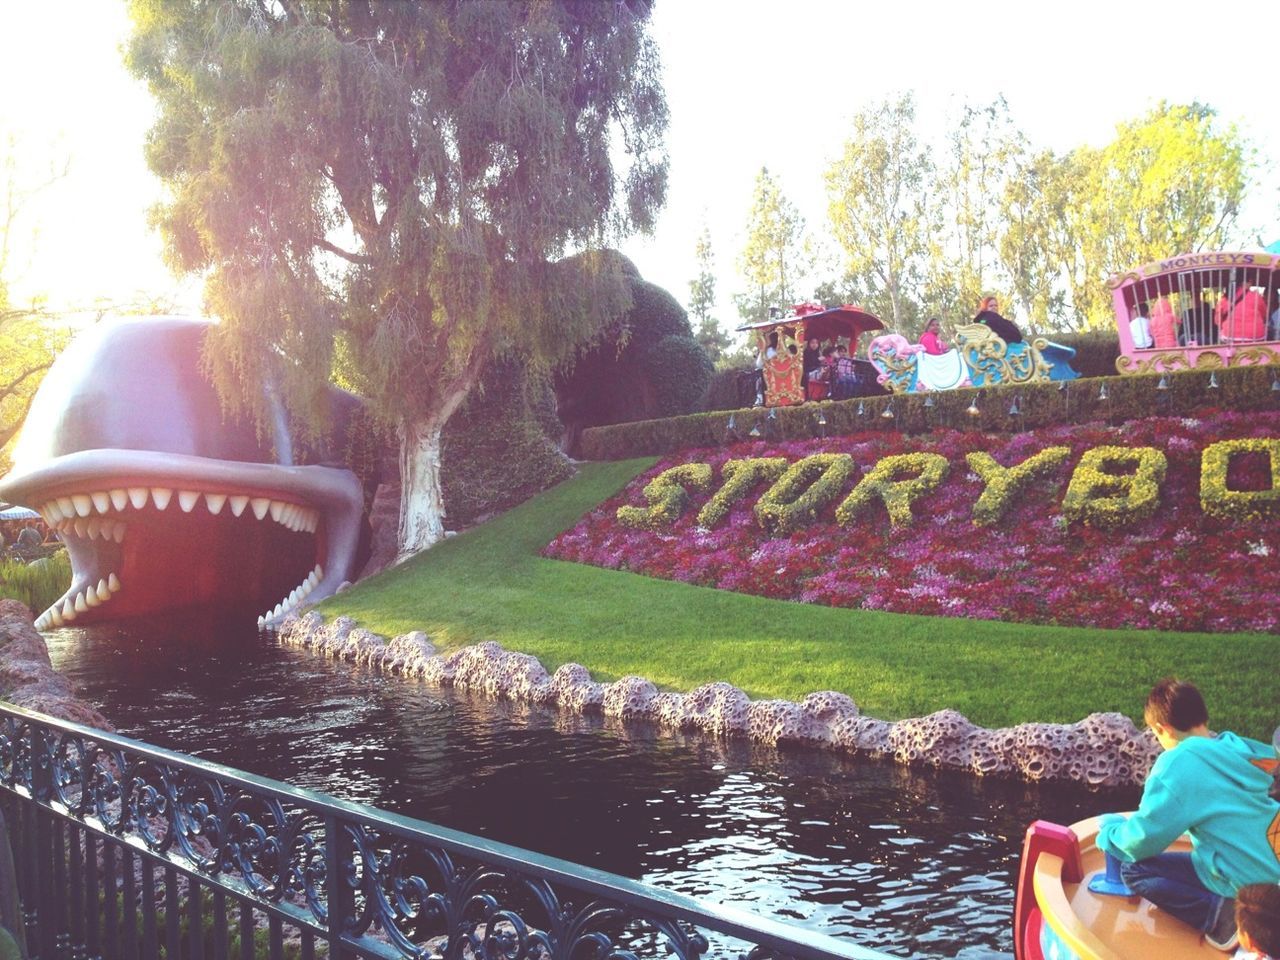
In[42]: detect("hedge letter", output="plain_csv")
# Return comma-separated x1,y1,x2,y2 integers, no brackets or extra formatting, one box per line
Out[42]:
967,447,1072,526
696,457,788,529
836,453,950,527
1061,446,1167,530
1200,437,1280,522
754,454,856,535
617,463,714,530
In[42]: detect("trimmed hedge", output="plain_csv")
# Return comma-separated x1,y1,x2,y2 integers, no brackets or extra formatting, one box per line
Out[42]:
1038,330,1121,379
580,363,1280,461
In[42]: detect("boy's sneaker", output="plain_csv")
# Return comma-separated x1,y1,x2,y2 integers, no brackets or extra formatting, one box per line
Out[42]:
1204,897,1238,952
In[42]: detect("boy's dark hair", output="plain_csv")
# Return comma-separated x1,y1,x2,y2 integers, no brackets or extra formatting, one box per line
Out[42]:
1138,302,1151,317
1237,883,1280,958
1143,678,1208,731
822,346,836,357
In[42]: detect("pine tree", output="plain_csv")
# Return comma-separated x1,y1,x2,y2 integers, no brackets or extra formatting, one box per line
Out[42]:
688,225,728,363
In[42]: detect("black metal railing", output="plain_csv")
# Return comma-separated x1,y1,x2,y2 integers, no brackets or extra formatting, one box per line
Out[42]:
0,702,895,960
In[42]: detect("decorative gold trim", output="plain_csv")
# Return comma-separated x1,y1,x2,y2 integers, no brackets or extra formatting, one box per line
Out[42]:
1116,347,1280,375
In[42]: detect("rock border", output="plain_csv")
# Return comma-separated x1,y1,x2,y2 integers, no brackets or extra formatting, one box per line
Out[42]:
279,611,1159,789
0,600,112,730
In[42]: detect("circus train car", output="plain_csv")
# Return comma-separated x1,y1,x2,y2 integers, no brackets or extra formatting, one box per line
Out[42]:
1110,251,1280,375
1014,817,1234,960
867,321,1079,394
738,302,887,407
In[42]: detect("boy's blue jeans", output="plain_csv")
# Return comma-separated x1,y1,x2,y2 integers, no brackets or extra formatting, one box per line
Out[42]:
1120,852,1224,932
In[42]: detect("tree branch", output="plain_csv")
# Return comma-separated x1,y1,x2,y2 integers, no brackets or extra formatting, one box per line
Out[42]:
312,237,374,265
0,361,51,397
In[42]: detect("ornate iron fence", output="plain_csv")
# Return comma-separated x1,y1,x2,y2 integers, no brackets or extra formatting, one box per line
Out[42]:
0,702,895,960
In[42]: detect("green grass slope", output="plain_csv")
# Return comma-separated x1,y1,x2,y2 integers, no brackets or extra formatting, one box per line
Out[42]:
320,460,1279,739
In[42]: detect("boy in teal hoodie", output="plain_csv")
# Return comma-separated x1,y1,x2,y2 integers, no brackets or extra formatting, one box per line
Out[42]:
1096,678,1280,951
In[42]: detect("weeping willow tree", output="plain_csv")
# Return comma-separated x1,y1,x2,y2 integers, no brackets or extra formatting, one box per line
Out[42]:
126,0,668,555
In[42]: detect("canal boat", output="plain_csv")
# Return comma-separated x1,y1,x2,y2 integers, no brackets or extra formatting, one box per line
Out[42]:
1014,816,1228,960
1108,250,1280,375
866,323,1079,393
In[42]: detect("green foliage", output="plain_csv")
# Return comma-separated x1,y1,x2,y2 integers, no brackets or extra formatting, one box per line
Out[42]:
835,452,950,527
556,273,712,443
1061,446,1168,530
696,457,786,529
967,447,1072,526
441,359,572,527
1044,330,1120,378
754,453,855,535
826,93,932,331
319,460,1280,738
581,363,1280,461
735,167,806,323
0,550,70,612
1199,438,1280,522
616,463,713,530
701,366,754,412
127,0,668,549
688,225,729,364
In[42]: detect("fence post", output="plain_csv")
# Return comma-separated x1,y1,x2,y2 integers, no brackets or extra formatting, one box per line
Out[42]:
30,725,54,960
324,815,353,960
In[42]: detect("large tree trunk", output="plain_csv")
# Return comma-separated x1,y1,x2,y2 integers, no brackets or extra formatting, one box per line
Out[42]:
396,417,447,560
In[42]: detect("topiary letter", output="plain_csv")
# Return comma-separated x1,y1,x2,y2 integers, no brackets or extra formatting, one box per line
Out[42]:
836,453,950,527
1061,446,1167,530
696,457,788,529
617,463,714,530
754,454,856,535
1200,437,1280,522
967,447,1072,526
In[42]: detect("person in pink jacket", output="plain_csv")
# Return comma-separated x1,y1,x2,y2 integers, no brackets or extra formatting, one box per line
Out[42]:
1149,297,1181,349
1217,273,1269,341
919,317,948,355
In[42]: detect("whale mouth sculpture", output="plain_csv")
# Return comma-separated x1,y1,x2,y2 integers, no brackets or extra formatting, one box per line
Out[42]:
0,316,368,630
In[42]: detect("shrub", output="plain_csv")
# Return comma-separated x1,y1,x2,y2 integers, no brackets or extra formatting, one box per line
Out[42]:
647,334,715,417
703,365,756,412
617,463,714,530
754,454,855,535
1040,329,1120,379
0,550,71,612
1061,446,1167,530
441,359,573,527
1200,437,1280,522
835,453,950,527
696,457,787,529
966,446,1073,526
580,363,1280,461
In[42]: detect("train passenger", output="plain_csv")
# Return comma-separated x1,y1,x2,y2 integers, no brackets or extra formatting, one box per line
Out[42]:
1094,678,1280,953
919,317,948,355
1150,298,1181,349
1216,273,1268,341
1236,883,1280,960
973,296,1023,344
1130,302,1154,349
803,337,829,401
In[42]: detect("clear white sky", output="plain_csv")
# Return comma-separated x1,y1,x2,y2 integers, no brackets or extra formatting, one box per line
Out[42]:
2,0,1278,334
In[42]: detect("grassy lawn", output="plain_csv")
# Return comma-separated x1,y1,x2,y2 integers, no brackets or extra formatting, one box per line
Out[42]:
320,460,1279,740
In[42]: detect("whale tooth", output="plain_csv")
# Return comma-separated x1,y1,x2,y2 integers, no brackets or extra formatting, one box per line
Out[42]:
96,579,110,603
229,495,249,517
202,493,225,515
257,615,265,627
71,494,92,517
108,573,121,592
111,522,126,544
269,500,285,523
74,592,88,614
73,519,89,539
91,492,111,514
56,496,74,517
178,490,199,513
151,488,173,510
128,487,149,509
272,603,283,619
83,518,101,540
315,564,324,580
84,587,100,608
109,489,129,511
307,571,319,589
250,498,270,520
50,605,64,628
42,502,58,525
61,598,77,622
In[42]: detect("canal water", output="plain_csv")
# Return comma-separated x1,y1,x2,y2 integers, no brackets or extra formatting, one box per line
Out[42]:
43,619,1135,960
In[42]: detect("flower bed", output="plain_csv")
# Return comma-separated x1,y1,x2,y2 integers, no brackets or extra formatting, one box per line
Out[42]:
544,411,1280,633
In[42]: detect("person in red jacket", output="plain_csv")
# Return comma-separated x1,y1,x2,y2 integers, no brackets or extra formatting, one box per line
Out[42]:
1217,273,1269,341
